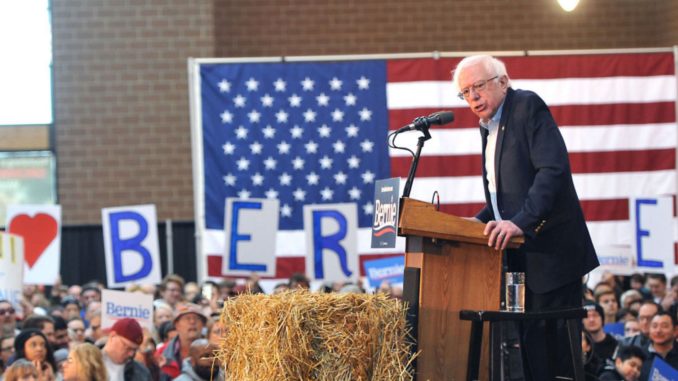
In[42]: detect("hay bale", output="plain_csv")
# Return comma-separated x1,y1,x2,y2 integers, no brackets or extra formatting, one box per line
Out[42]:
216,290,416,381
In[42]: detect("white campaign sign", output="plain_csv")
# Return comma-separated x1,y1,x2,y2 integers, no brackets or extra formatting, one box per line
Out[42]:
630,196,675,274
101,289,154,332
0,232,24,315
223,198,279,277
102,204,161,288
303,203,358,282
6,204,61,285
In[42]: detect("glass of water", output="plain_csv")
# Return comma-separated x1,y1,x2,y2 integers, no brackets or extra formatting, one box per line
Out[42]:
505,272,525,313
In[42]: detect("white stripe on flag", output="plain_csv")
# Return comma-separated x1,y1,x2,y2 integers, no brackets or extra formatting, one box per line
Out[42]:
405,170,676,204
387,76,677,109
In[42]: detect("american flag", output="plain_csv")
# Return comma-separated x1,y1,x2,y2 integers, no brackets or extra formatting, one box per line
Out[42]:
195,52,677,279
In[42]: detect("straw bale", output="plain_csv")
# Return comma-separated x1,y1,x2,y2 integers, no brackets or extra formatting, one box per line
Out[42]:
216,290,416,381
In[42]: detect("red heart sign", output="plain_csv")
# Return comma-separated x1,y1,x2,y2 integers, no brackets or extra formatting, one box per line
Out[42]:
8,213,58,269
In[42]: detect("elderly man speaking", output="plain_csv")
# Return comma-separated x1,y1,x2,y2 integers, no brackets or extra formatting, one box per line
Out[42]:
453,55,599,380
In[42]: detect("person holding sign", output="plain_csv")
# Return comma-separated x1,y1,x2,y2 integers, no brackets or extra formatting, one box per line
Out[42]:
453,55,599,380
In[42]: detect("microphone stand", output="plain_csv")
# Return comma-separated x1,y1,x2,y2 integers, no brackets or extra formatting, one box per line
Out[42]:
401,125,431,198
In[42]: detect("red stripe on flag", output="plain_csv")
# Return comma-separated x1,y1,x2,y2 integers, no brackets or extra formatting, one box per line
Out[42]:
207,254,405,280
387,53,674,82
390,149,675,178
389,103,676,131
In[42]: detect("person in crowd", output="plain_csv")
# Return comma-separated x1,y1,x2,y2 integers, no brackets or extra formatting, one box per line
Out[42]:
646,273,671,310
2,358,43,381
13,329,56,378
78,285,101,320
67,285,82,300
624,318,641,338
271,282,289,295
173,339,219,381
583,302,618,363
598,345,646,381
623,301,661,348
620,289,643,312
158,275,185,309
67,318,87,347
60,298,81,322
134,330,160,381
184,283,200,304
629,273,652,300
616,308,637,324
62,343,107,381
101,317,151,381
51,316,70,350
53,347,69,380
217,280,237,301
85,313,103,344
21,316,56,350
582,331,603,381
153,303,174,341
159,304,207,381
207,318,224,347
1,334,15,372
452,54,599,381
596,289,620,324
639,311,678,380
0,300,18,337
288,273,310,290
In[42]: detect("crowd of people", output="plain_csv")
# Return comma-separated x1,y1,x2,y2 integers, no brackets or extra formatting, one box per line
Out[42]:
0,272,391,381
583,272,678,381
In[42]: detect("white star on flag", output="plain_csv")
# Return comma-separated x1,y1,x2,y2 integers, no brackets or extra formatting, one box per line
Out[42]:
273,78,286,92
218,79,231,92
245,78,259,91
301,77,314,91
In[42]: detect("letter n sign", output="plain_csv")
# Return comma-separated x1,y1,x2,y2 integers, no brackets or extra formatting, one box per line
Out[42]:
102,204,161,288
303,203,358,282
630,196,674,273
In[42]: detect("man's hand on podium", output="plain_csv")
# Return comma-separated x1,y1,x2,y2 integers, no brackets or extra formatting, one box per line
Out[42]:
484,220,524,250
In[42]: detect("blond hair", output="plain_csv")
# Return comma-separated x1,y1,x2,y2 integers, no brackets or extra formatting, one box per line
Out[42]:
3,359,38,381
71,343,108,381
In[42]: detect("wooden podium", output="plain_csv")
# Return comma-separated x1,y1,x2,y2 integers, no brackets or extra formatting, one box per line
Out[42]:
398,198,523,381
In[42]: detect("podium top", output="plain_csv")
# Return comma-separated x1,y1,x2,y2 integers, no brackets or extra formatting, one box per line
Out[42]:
397,197,524,248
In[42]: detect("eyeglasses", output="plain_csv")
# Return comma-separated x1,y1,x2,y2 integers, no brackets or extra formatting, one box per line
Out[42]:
1,346,14,352
0,308,15,315
457,76,499,100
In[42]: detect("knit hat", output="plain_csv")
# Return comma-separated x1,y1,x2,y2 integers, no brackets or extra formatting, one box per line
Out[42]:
584,302,605,324
111,318,143,346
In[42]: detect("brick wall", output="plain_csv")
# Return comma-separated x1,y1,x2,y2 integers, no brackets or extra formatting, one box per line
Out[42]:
51,0,676,224
52,0,215,223
214,0,673,57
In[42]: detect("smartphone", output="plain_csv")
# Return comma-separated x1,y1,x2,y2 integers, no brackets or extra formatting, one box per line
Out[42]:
202,284,213,300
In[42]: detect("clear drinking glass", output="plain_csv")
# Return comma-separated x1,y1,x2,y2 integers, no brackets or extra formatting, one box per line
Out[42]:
505,272,525,313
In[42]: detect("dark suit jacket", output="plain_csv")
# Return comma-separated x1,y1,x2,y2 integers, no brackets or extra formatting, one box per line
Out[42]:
475,88,599,294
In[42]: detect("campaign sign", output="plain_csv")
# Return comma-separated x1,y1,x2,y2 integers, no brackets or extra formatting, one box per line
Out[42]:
371,178,400,249
303,203,358,282
649,356,678,380
0,232,24,315
363,255,405,289
101,289,153,332
223,198,279,277
6,204,61,285
603,322,625,340
102,204,162,288
629,196,674,274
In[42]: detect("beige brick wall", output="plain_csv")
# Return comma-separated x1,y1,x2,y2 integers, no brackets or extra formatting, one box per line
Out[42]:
51,0,677,224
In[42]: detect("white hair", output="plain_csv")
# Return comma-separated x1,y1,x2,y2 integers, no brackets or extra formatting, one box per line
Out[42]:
452,55,511,91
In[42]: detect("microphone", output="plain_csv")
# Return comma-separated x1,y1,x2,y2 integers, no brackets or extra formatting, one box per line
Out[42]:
396,111,454,133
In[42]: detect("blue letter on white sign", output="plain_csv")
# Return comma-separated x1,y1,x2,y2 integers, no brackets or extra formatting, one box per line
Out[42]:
109,211,153,283
229,201,267,272
312,210,352,279
636,199,662,268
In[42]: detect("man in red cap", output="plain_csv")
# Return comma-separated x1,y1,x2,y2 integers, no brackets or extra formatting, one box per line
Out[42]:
102,317,151,381
159,303,207,381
